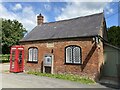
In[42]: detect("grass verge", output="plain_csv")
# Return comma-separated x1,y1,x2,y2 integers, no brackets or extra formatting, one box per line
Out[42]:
27,71,95,84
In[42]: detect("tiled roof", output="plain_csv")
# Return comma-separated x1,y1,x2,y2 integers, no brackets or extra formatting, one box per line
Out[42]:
20,13,103,42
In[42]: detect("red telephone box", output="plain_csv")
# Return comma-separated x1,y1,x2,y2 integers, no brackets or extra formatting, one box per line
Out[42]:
10,45,24,73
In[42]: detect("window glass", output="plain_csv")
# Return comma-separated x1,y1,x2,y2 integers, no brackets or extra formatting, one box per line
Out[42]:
29,48,33,61
66,47,72,63
33,48,38,62
73,47,80,63
18,51,22,64
12,50,15,61
11,50,15,68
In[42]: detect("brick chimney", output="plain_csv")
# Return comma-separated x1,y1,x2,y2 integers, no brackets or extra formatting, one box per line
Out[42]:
37,13,44,25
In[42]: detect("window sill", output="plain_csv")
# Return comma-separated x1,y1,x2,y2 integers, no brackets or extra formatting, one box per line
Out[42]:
27,61,38,63
64,63,82,65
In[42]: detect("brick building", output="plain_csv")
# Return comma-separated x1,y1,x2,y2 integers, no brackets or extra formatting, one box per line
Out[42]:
20,13,110,80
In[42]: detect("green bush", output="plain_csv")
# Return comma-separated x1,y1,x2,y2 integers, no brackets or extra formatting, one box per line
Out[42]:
0,54,10,63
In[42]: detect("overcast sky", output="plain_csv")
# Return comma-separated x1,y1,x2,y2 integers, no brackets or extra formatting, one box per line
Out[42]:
0,0,119,32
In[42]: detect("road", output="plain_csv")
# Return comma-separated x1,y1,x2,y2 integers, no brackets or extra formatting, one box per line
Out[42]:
0,63,118,89
2,73,107,88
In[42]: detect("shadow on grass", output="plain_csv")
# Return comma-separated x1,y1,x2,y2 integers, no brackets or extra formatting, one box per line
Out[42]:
0,60,10,63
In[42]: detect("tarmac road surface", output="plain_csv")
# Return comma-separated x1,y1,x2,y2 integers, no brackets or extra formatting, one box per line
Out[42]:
1,73,108,88
0,63,118,89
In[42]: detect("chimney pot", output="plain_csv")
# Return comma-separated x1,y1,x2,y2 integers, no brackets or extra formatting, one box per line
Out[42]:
37,13,44,25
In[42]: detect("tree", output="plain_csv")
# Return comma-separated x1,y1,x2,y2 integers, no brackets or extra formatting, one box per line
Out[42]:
0,19,2,54
107,26,120,48
1,18,27,54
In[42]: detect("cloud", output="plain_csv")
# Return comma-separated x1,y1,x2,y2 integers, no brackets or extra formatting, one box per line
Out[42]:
64,0,113,2
55,2,113,21
12,3,22,11
44,4,51,11
105,4,113,14
54,7,62,15
0,3,48,33
0,3,17,20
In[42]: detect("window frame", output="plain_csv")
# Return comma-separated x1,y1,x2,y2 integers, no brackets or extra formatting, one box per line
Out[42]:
65,45,82,65
27,47,38,63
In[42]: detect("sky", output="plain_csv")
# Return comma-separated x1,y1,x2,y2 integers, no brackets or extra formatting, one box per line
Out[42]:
0,0,119,33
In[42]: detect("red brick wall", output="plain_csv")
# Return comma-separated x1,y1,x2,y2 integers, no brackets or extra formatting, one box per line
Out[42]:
21,38,101,80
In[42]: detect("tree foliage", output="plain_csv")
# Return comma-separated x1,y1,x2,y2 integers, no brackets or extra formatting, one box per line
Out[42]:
1,18,27,54
107,26,120,48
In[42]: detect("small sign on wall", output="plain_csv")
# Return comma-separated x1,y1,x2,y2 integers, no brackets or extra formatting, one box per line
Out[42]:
46,43,54,48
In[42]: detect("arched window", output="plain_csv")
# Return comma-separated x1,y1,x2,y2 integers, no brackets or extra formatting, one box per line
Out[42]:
65,45,82,64
28,47,38,62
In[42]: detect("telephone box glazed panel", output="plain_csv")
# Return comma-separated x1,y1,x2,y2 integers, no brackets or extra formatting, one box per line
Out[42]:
10,45,24,73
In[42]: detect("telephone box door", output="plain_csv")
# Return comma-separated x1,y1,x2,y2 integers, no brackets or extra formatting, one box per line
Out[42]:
18,48,24,72
10,48,16,72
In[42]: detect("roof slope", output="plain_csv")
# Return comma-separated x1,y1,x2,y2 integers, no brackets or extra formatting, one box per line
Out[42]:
20,13,103,42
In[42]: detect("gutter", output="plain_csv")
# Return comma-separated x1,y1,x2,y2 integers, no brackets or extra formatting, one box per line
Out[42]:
19,35,98,43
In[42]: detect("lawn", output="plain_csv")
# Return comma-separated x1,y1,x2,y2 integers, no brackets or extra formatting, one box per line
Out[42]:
27,71,95,84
